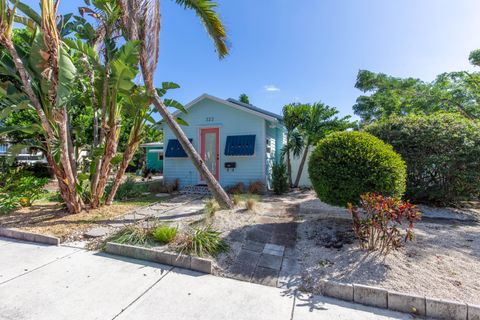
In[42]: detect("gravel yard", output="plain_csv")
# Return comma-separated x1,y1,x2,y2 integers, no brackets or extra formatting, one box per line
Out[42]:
296,195,480,305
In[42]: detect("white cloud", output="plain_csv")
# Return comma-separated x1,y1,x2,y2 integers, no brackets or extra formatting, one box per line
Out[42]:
264,84,280,92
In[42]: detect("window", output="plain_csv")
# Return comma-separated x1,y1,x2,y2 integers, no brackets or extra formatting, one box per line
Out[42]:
0,144,7,153
165,139,192,158
224,135,256,156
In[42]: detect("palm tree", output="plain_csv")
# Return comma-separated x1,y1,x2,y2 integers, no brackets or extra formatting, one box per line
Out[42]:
281,103,304,187
119,0,233,208
292,102,352,188
0,0,83,213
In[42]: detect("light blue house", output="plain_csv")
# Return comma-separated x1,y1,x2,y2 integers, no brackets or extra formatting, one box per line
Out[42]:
162,94,286,190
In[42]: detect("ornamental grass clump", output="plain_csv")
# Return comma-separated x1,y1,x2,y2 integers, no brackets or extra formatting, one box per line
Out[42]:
348,193,421,255
108,226,152,246
176,226,228,257
152,225,177,244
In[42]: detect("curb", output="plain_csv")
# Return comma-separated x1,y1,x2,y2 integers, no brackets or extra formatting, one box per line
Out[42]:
104,242,212,274
0,228,60,246
318,279,476,319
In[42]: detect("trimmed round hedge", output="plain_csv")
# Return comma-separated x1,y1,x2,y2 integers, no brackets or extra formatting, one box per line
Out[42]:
308,131,406,206
366,113,480,204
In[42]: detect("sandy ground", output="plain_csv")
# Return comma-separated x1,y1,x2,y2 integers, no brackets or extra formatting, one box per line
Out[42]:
298,215,480,305
0,200,154,242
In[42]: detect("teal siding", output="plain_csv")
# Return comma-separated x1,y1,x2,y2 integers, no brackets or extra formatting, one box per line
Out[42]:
145,147,163,172
163,97,285,189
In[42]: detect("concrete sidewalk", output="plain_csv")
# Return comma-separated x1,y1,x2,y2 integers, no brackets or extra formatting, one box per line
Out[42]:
0,237,412,320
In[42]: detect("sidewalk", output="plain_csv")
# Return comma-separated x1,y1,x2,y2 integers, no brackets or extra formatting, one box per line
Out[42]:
0,237,411,320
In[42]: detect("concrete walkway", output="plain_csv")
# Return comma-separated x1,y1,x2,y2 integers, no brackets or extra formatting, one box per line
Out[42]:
0,237,412,320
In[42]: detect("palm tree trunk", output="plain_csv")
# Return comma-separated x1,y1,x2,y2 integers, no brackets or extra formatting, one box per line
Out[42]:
152,93,233,209
105,141,138,205
90,58,110,198
91,123,118,208
1,36,82,214
286,149,292,187
293,145,309,188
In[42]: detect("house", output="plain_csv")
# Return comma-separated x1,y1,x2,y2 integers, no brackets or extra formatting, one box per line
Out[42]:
161,94,286,190
140,142,164,172
0,141,47,165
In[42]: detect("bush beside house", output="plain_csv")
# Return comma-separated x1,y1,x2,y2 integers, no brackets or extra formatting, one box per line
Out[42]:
308,131,406,206
366,113,480,204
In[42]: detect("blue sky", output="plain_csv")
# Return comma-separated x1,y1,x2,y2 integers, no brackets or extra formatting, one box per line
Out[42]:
24,0,480,119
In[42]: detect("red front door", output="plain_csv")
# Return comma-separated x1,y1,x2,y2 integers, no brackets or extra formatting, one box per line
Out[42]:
200,128,219,181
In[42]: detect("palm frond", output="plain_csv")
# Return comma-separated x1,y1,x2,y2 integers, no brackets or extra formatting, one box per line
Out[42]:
174,0,229,59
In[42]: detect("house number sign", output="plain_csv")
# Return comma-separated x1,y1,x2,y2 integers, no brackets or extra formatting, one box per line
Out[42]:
206,117,214,122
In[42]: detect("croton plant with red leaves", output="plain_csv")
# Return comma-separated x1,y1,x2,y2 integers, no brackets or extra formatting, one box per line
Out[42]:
347,193,422,255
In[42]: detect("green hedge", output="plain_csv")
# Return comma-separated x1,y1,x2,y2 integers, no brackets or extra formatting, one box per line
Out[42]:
308,131,406,206
366,113,480,204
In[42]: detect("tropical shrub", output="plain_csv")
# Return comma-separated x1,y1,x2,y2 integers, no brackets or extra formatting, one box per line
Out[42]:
366,113,480,204
110,177,145,201
0,169,49,213
308,131,406,206
272,162,289,195
248,180,265,195
348,193,421,254
152,225,178,244
177,226,228,257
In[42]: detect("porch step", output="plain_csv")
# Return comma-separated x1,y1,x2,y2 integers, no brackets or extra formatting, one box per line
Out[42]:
180,185,212,195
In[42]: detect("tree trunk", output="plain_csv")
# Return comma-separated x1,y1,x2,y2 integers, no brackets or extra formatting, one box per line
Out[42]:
293,145,309,188
152,94,233,209
90,58,110,198
1,36,82,214
45,153,82,214
286,148,292,187
105,141,138,205
91,120,119,208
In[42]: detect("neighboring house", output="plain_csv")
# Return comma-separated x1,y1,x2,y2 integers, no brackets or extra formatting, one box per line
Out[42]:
140,142,164,172
0,141,47,164
161,94,286,190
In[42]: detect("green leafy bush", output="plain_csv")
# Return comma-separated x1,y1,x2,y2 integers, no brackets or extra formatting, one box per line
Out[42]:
272,162,289,195
111,176,146,201
366,113,480,204
152,225,178,244
0,169,49,213
308,131,406,206
177,226,228,257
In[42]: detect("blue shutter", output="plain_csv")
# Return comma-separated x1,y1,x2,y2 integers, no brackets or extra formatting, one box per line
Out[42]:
225,135,256,156
165,139,192,158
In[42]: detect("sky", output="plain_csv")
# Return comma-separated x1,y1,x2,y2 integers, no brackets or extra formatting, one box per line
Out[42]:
23,0,480,119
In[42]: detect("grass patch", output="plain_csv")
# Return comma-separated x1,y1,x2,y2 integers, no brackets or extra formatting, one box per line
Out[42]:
108,226,153,246
152,225,178,244
204,199,219,218
176,225,228,257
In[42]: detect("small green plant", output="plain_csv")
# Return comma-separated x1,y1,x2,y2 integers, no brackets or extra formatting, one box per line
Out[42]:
152,225,178,244
177,226,228,257
204,199,219,218
108,226,152,246
272,162,288,195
